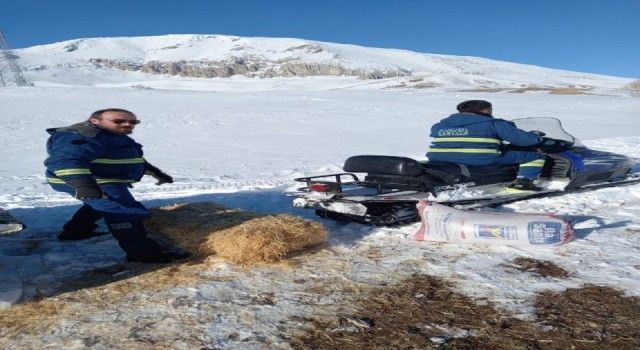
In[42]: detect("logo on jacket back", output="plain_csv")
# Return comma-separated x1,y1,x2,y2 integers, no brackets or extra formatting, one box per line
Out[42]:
438,128,469,136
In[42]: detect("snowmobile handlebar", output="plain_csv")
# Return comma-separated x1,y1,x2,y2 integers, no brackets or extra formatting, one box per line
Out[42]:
537,137,574,153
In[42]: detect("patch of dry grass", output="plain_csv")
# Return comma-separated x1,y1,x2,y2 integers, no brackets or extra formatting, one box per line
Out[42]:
386,80,441,89
146,202,327,265
459,85,594,95
0,298,67,337
145,202,262,254
536,285,640,346
291,274,640,349
547,87,593,95
460,87,509,93
510,257,570,278
2,202,327,341
412,82,441,89
0,262,203,338
202,214,327,265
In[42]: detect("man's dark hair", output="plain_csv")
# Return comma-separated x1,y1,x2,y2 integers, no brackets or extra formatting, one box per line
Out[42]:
456,100,492,114
89,108,135,119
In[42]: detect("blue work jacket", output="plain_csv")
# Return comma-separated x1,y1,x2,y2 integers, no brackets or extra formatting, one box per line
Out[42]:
44,122,147,186
426,113,542,165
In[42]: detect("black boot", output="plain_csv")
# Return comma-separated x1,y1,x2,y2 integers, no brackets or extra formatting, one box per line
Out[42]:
59,205,107,240
508,178,543,191
108,220,173,264
147,232,192,260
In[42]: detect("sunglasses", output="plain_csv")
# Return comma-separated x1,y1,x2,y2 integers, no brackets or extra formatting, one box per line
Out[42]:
108,119,141,125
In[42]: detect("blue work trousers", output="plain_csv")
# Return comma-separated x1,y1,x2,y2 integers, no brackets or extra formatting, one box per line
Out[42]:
50,183,162,257
494,151,546,179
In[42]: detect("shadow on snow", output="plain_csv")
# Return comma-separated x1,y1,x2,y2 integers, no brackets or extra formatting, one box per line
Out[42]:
0,189,378,304
2,189,626,305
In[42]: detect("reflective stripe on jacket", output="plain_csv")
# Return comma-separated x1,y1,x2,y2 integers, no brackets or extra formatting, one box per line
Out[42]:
426,113,542,166
44,122,146,185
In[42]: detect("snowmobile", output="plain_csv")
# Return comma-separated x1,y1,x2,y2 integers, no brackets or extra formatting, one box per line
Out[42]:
290,117,640,225
0,208,24,235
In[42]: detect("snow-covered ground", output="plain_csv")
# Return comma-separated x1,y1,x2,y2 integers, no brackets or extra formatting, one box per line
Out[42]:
1,84,639,347
1,34,640,347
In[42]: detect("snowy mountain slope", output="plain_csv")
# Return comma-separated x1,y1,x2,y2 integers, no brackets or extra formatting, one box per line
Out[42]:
14,34,634,92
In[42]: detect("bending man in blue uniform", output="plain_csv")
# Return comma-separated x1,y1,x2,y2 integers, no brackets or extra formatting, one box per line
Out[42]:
426,100,546,191
45,108,182,263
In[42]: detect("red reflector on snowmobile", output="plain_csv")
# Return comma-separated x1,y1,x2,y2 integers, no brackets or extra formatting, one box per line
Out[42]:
309,183,331,192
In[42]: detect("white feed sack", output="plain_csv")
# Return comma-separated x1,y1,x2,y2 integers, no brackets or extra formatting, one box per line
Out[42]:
414,201,573,246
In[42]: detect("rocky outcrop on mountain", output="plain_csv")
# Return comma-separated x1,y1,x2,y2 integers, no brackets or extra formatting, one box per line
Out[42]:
89,58,261,78
276,62,410,79
88,58,412,79
624,79,640,96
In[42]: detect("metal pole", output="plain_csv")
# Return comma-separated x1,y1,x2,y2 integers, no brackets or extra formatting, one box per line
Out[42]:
0,30,31,87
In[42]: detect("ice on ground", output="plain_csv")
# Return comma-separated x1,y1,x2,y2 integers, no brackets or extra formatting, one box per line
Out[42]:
0,277,22,309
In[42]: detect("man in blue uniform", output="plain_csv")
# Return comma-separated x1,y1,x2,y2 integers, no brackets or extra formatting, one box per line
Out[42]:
426,100,546,191
45,108,182,263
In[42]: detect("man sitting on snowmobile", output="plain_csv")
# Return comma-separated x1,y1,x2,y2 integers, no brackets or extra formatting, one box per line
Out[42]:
426,100,546,191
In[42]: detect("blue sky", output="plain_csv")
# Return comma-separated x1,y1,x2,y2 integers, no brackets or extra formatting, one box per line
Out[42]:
1,0,638,78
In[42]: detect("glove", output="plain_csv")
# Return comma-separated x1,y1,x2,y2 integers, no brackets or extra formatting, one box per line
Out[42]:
148,171,173,185
75,185,104,200
145,162,173,185
65,177,104,200
537,137,568,153
540,138,556,147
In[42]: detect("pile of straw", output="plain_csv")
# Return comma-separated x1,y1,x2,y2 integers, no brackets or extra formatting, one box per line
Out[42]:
145,202,327,265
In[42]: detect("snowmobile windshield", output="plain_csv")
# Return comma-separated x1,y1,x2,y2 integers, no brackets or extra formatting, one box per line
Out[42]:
512,117,583,147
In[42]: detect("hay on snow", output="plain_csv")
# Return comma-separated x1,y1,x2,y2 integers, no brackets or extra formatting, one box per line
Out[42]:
145,202,327,265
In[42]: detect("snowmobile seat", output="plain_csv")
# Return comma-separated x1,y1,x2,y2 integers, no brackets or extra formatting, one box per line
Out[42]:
343,156,440,190
343,155,424,176
343,156,518,190
343,155,515,178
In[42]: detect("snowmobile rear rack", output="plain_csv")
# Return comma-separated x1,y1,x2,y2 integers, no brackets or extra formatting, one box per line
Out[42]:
294,173,360,191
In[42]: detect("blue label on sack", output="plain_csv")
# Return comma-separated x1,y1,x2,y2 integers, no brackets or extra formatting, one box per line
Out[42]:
528,221,562,244
474,225,518,240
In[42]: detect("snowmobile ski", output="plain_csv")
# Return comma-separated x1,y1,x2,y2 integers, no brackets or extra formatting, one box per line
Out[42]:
452,175,640,210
